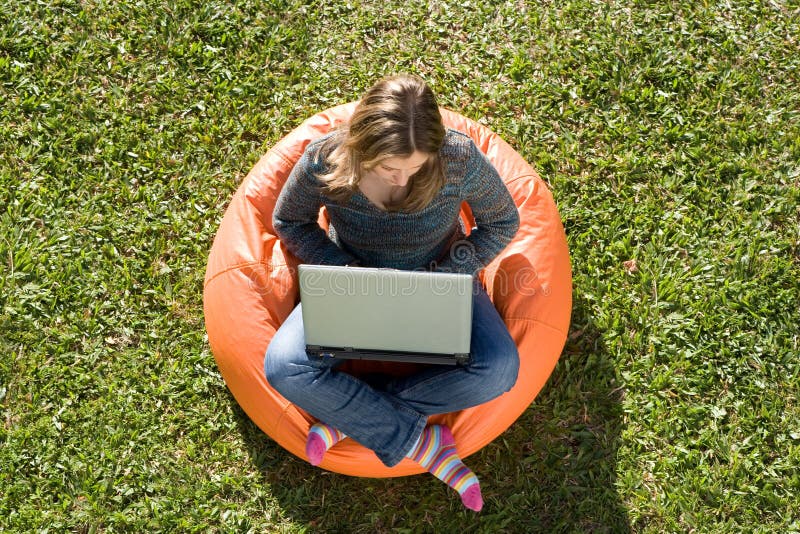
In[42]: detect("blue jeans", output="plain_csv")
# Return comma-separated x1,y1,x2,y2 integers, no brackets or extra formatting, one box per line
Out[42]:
264,283,519,467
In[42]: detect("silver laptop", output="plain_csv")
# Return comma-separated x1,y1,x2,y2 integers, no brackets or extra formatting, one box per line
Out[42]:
298,264,473,365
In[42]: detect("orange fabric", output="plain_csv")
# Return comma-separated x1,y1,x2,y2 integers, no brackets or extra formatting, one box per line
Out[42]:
203,103,572,477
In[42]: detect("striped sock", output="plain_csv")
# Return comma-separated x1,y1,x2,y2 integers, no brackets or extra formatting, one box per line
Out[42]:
406,425,483,512
306,422,346,466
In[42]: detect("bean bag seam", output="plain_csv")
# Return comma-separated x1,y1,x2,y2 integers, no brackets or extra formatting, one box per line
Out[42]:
503,316,568,336
204,260,281,289
269,146,294,168
275,397,297,432
504,172,539,186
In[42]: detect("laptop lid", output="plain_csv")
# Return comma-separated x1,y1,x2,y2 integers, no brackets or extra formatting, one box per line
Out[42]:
298,265,473,364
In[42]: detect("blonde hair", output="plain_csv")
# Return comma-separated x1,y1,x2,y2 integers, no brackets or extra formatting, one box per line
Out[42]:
316,75,446,212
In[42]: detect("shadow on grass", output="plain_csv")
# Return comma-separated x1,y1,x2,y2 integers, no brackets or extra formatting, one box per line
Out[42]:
476,290,632,533
233,291,630,533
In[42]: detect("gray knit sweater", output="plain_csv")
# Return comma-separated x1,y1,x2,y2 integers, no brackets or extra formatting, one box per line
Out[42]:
273,129,520,275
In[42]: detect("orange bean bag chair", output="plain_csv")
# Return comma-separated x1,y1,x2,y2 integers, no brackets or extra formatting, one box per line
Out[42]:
203,103,572,477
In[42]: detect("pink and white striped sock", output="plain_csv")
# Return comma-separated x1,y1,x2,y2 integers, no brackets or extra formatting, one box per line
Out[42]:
305,422,346,466
406,425,483,512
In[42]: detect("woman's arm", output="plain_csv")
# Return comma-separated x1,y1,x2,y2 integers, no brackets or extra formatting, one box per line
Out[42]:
436,140,520,275
273,146,359,266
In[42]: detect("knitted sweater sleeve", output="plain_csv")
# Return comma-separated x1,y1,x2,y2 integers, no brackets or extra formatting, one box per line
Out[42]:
272,146,358,266
437,140,520,275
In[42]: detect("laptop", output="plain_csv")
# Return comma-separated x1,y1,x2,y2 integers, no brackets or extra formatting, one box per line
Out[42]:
298,264,473,365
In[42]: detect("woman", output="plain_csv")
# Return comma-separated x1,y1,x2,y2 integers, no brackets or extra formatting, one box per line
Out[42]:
264,75,520,512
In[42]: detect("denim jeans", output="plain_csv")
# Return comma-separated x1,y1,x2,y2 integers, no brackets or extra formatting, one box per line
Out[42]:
264,282,519,467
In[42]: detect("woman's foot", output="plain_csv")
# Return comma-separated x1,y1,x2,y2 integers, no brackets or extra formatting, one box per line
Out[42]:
406,425,483,512
306,422,346,466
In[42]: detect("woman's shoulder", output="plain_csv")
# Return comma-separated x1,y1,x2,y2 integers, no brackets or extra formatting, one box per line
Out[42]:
442,128,474,147
440,129,479,161
300,131,341,172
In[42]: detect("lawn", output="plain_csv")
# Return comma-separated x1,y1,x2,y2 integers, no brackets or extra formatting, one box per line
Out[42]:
1,0,798,532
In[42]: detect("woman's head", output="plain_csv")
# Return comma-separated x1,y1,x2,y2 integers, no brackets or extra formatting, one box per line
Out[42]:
318,74,446,211
347,75,445,168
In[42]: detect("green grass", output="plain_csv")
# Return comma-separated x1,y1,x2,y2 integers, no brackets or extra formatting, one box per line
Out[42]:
1,0,798,532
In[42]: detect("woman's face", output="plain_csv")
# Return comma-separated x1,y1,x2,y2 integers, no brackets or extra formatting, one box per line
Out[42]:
368,151,430,187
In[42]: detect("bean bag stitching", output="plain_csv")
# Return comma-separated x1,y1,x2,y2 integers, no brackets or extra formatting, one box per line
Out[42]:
275,395,299,430
204,260,282,288
268,146,294,168
504,173,539,186
503,316,568,334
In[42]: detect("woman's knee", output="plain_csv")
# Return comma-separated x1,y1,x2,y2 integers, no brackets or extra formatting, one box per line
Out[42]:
264,347,315,403
263,343,288,388
497,342,520,393
263,306,307,388
264,336,336,401
483,340,519,395
462,339,519,403
471,289,520,392
264,338,308,395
